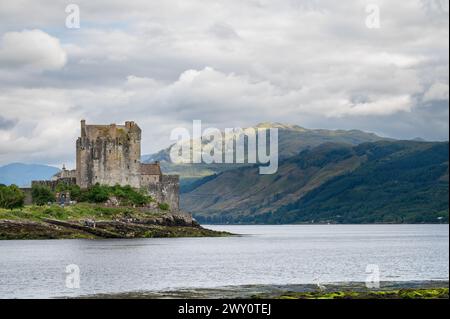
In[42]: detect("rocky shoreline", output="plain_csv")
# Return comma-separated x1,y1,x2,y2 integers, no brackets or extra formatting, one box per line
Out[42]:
0,205,231,239
74,281,449,299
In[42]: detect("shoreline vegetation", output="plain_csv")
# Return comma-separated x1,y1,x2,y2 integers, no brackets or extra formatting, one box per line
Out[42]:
75,281,449,299
1,203,447,240
0,203,231,240
0,183,231,239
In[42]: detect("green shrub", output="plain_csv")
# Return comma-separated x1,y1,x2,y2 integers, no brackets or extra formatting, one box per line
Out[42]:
85,184,110,203
55,182,69,193
111,185,151,206
0,185,25,209
68,184,82,201
73,184,152,206
158,203,170,211
31,184,55,206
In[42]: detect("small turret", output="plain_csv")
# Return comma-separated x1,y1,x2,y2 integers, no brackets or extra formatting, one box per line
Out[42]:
80,120,86,138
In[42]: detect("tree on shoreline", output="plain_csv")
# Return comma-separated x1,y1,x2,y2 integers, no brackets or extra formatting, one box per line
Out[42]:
0,185,25,209
31,184,55,206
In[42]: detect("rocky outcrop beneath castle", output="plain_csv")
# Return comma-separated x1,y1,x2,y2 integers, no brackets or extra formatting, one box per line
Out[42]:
115,210,200,227
0,205,230,240
0,220,91,240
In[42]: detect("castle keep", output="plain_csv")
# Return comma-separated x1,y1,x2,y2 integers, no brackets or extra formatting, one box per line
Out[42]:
33,120,179,209
77,120,142,188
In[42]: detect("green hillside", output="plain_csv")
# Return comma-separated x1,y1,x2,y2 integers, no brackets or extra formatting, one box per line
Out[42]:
143,123,388,189
183,141,449,224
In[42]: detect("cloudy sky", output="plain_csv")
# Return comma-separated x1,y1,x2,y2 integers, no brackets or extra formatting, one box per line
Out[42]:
0,0,448,167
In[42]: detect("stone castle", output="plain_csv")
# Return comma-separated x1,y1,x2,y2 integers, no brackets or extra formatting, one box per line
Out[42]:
32,120,179,209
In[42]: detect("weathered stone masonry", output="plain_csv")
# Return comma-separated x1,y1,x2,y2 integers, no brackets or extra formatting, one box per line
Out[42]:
148,175,180,211
32,120,180,210
77,120,142,189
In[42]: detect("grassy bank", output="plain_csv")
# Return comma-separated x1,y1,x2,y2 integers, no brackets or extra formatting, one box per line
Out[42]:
0,204,231,240
0,203,159,222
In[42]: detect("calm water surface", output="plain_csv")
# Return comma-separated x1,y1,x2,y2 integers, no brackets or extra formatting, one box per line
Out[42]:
0,225,448,298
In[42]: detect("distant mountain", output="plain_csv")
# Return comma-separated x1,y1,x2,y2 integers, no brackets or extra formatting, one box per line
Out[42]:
0,163,60,187
143,123,389,189
182,141,449,224
254,122,389,158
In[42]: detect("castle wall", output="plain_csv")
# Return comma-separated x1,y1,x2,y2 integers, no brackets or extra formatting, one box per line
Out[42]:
147,175,180,211
32,120,182,212
32,178,77,191
140,175,160,185
77,121,141,188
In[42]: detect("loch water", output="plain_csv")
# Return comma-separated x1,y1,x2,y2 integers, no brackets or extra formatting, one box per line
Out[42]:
0,224,448,298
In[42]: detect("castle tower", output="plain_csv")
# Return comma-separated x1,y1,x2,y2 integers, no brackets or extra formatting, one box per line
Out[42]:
76,120,142,188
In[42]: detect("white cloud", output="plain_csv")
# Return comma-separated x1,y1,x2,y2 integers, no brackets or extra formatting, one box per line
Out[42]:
130,67,416,119
332,95,413,117
0,29,67,71
0,0,448,165
423,82,449,102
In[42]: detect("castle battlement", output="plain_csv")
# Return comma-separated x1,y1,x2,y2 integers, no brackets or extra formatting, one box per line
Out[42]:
33,120,180,210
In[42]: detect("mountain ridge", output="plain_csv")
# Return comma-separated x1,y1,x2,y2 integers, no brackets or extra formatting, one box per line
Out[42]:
142,124,391,189
181,140,449,224
0,163,60,187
